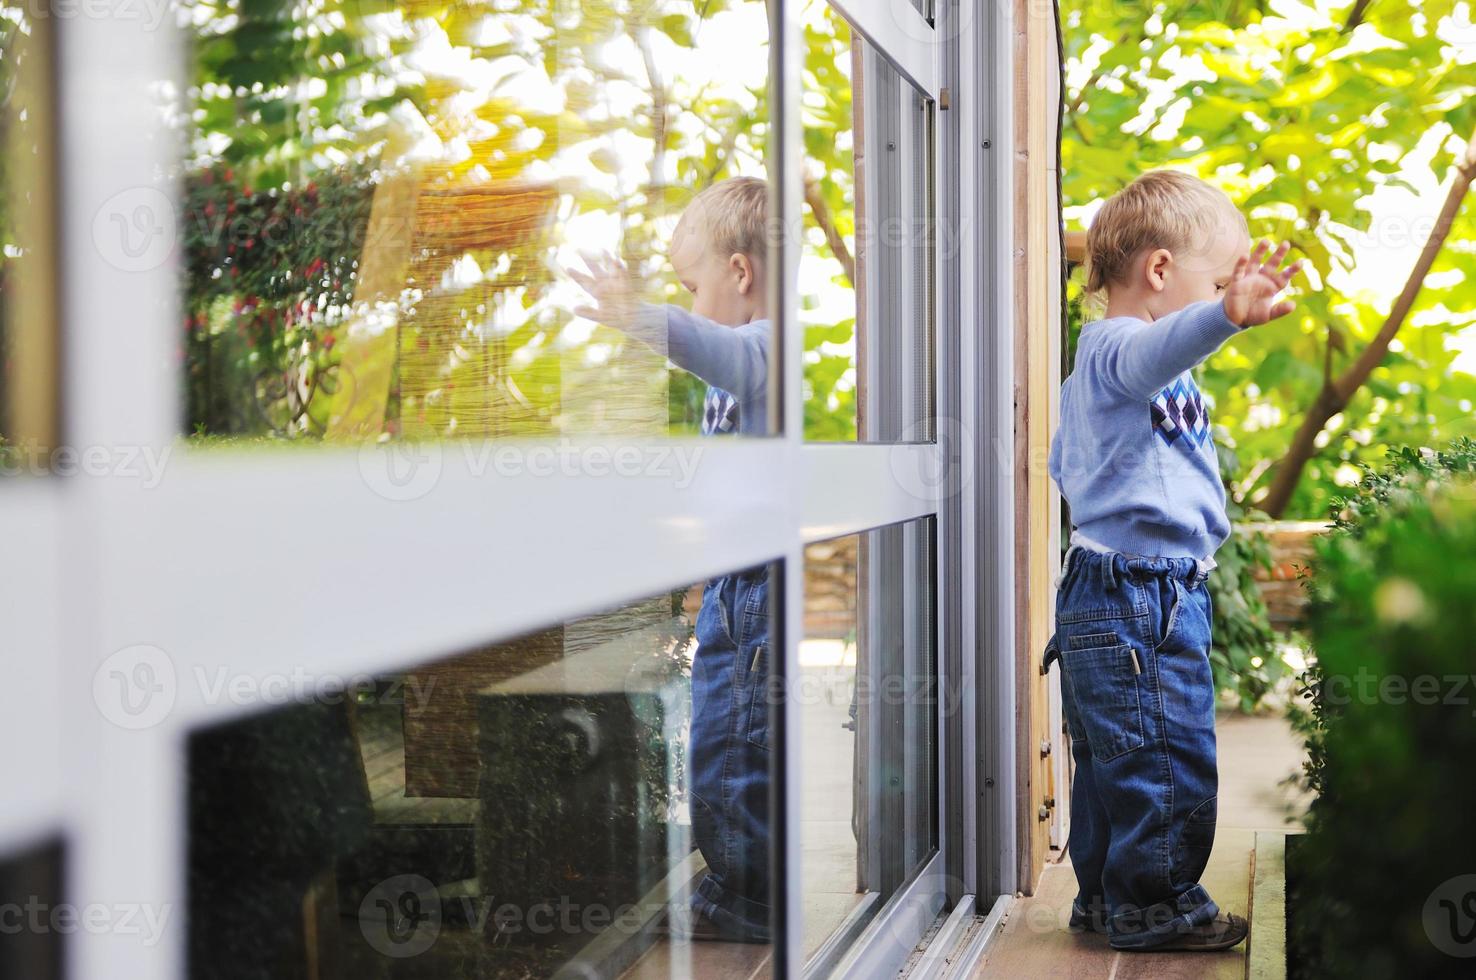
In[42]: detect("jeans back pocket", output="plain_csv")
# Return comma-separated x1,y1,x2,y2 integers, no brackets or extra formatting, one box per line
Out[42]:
1061,634,1145,762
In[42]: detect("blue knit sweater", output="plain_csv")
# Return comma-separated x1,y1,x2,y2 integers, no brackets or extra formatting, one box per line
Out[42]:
1048,299,1243,561
628,304,771,435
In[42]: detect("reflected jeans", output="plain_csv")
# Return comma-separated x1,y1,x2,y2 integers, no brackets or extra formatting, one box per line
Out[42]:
1044,546,1220,950
688,568,772,942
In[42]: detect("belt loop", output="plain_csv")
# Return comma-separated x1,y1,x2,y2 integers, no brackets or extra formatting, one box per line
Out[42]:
1055,546,1077,589
1102,553,1119,591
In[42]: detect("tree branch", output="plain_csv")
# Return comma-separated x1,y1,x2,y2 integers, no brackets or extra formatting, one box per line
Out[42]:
1067,69,1103,117
804,176,856,286
703,124,741,186
1259,128,1476,517
1070,112,1093,147
1066,32,1132,115
1343,0,1373,33
637,28,669,195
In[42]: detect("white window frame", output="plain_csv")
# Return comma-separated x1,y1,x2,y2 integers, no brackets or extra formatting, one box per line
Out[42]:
0,485,64,859
0,2,1021,978
825,0,939,99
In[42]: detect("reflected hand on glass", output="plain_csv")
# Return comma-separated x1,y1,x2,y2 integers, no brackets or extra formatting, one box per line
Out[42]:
569,251,643,334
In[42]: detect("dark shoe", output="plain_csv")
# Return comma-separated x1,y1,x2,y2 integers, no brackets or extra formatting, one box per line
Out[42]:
654,905,768,944
1068,903,1108,935
1116,912,1248,952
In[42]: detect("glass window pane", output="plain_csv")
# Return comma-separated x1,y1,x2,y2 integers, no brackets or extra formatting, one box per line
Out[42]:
801,2,934,443
173,0,778,444
800,517,937,964
0,6,60,470
186,564,779,978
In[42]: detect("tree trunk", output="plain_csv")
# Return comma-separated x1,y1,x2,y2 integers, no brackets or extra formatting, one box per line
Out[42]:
1260,128,1476,518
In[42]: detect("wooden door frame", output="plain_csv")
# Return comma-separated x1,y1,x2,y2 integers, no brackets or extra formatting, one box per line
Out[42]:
1011,0,1065,896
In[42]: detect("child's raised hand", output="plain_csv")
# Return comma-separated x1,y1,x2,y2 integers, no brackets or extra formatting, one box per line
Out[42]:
568,251,641,332
1224,240,1304,328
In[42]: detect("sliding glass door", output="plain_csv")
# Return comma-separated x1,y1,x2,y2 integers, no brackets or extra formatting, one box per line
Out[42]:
0,2,1003,978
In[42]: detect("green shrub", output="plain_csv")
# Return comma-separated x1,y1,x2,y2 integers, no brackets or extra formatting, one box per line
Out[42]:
1289,442,1476,977
1328,439,1476,537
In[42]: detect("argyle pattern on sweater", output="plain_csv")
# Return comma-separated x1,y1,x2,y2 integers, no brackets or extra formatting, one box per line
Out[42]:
1150,377,1211,451
702,386,740,436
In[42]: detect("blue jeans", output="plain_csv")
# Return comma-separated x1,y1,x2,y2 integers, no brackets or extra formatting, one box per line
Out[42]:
687,568,771,942
1044,546,1220,949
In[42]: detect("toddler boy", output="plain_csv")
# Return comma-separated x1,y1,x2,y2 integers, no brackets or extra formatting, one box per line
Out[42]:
571,175,774,944
1046,170,1301,952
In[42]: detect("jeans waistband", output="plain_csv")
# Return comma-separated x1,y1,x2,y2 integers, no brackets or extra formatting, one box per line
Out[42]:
1058,533,1212,590
1069,530,1217,575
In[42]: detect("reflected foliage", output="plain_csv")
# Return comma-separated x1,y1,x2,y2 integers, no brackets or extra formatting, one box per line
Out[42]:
179,0,861,439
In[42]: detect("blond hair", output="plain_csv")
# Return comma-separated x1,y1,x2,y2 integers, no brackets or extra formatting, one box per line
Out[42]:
1084,170,1246,294
677,176,769,262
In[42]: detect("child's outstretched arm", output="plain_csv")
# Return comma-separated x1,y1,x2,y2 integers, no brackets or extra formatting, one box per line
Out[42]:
567,253,769,402
661,308,768,403
1095,240,1303,400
